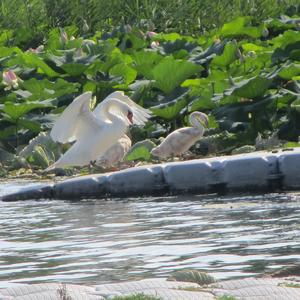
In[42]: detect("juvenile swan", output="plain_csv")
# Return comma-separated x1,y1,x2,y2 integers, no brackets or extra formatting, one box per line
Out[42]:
47,91,150,169
151,111,209,159
96,134,132,167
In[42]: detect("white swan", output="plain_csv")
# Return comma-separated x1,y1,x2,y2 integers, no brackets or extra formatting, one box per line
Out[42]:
96,134,132,168
151,111,209,159
47,91,150,169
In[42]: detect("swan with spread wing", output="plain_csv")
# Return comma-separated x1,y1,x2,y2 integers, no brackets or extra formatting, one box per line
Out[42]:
151,111,209,159
47,91,150,169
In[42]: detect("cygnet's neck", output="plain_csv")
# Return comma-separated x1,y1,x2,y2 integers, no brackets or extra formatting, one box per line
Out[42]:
189,113,205,135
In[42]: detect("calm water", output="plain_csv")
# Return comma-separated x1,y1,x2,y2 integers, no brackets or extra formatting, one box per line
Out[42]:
0,181,300,288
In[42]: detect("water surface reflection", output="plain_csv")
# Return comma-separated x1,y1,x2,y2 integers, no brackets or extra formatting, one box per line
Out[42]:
0,182,299,287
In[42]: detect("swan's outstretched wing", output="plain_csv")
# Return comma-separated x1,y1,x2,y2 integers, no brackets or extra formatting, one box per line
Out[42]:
93,91,151,125
50,92,98,143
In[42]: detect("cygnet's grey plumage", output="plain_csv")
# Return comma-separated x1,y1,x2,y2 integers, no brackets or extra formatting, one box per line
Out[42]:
151,111,209,159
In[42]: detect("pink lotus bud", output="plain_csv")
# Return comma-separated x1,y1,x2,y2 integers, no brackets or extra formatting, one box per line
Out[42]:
146,31,157,38
2,70,19,90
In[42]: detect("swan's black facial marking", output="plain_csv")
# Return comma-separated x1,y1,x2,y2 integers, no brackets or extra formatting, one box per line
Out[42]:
127,110,133,124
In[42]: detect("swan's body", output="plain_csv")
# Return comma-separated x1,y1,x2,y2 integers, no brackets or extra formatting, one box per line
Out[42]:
151,111,209,159
96,134,132,167
48,91,150,169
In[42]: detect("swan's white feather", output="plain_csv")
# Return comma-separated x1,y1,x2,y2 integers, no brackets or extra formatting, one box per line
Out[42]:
49,120,125,168
47,91,151,170
94,91,151,125
50,92,93,143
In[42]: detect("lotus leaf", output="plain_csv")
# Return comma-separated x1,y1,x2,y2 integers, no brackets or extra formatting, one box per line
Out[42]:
150,92,188,120
221,17,262,38
278,63,300,80
2,102,53,121
109,63,137,85
225,76,271,99
133,50,163,79
125,139,156,161
6,52,59,77
211,41,238,68
151,56,201,94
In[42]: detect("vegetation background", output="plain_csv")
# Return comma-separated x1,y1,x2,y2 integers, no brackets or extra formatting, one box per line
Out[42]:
1,0,299,48
0,0,300,174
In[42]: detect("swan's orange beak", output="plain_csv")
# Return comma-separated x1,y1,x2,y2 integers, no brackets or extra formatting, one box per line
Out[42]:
127,111,133,124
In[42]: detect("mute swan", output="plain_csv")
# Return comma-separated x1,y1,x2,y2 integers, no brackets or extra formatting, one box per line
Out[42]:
47,91,150,169
96,134,132,167
151,111,209,159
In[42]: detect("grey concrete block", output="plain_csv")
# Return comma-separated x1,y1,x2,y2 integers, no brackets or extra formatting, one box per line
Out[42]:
0,283,103,300
107,165,166,196
278,151,300,189
222,154,278,191
0,184,53,201
163,159,224,193
53,174,109,199
4,149,300,201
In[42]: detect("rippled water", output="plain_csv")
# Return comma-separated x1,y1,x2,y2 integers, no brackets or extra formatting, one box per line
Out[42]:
0,181,300,288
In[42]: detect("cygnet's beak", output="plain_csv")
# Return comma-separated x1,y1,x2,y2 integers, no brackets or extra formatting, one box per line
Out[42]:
127,111,133,124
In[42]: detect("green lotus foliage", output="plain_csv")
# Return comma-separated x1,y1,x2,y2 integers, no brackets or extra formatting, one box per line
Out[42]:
133,50,163,79
21,133,61,168
211,41,238,68
7,52,60,77
278,63,300,79
0,13,300,169
151,56,202,94
125,139,156,161
3,102,52,121
224,76,271,99
109,63,137,87
291,99,300,112
21,78,79,101
220,17,263,38
150,92,189,120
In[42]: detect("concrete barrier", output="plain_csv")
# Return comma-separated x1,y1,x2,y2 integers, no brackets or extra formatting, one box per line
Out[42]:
1,183,53,201
54,174,109,200
222,154,278,192
163,160,224,193
278,150,300,189
107,165,166,197
1,149,300,201
1,276,300,299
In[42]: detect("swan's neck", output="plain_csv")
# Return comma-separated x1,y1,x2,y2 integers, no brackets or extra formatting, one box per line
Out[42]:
101,99,129,126
189,114,205,135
